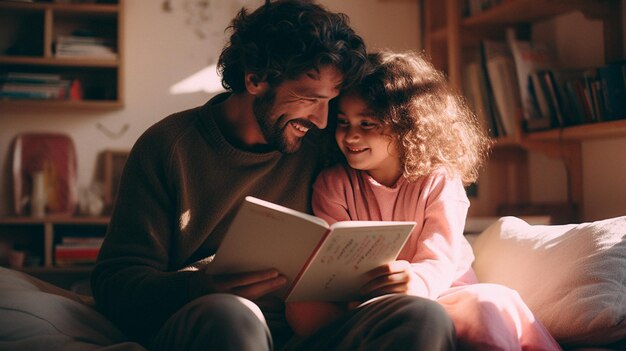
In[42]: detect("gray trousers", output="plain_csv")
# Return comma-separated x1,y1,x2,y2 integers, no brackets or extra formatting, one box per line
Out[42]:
151,293,456,351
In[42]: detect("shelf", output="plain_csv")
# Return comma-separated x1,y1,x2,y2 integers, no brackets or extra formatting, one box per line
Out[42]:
490,120,626,147
0,1,119,14
0,215,110,225
0,99,123,110
0,0,124,108
0,55,118,67
461,0,610,28
524,120,626,142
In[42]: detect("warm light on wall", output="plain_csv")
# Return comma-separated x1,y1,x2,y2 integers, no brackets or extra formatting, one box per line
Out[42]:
169,64,224,95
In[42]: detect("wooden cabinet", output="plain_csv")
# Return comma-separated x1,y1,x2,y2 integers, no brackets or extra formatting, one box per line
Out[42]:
0,0,124,109
0,216,108,273
422,0,625,222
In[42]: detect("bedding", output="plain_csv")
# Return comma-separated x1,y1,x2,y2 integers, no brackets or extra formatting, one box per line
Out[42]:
0,266,146,351
472,215,626,348
1,215,625,350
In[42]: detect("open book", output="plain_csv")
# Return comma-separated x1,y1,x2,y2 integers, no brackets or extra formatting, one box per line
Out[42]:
209,196,416,302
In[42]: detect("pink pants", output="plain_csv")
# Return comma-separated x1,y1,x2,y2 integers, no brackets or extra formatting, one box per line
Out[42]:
437,283,562,351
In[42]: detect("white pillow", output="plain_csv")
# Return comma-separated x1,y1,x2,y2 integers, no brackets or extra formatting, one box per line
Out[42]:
471,216,626,346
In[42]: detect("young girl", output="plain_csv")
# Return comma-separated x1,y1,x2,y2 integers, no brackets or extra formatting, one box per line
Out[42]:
286,51,561,350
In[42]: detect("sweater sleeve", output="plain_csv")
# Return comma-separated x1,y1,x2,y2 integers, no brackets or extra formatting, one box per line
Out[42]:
311,165,352,223
90,124,200,340
401,172,470,300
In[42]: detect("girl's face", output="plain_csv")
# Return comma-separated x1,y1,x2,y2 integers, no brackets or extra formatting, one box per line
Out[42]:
335,92,402,187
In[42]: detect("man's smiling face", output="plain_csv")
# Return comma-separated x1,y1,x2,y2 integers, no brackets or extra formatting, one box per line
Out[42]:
253,65,343,153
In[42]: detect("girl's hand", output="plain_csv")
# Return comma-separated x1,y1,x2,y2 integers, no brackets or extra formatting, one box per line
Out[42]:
360,260,419,298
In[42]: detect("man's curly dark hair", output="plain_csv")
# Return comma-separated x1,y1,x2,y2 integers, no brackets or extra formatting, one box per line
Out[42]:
218,0,368,93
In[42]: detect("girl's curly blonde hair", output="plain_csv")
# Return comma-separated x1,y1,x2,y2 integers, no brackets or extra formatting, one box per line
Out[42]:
347,50,492,184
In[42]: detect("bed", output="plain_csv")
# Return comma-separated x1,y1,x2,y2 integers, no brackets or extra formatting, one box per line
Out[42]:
1,215,625,350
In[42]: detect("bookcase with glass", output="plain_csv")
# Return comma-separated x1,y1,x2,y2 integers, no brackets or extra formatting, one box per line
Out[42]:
422,0,625,223
0,0,124,109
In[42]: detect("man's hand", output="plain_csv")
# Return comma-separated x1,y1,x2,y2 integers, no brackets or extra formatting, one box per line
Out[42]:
360,260,419,299
192,267,288,301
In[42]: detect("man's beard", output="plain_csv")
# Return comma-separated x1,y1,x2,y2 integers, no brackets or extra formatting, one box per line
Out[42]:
252,89,304,154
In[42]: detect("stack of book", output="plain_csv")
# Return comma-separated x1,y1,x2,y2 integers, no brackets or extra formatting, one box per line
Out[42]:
55,236,104,267
0,72,79,100
462,30,626,136
55,35,117,59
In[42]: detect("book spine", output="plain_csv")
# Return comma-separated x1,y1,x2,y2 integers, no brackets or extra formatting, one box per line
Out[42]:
285,228,333,300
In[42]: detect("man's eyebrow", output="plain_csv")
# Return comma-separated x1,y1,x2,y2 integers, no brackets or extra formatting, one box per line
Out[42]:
296,88,340,100
304,72,342,91
306,71,320,80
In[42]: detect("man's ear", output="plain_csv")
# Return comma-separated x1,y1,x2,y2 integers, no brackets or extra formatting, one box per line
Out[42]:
245,73,269,95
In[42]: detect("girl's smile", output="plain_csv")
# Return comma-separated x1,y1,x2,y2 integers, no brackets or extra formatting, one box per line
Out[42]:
335,92,402,187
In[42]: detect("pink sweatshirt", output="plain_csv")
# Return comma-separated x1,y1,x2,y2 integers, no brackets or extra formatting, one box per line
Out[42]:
312,163,476,298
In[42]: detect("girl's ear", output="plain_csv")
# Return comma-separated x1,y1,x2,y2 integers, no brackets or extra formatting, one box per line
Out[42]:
244,73,269,95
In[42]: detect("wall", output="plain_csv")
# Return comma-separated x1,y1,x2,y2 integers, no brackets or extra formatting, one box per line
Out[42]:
3,0,623,222
0,0,420,215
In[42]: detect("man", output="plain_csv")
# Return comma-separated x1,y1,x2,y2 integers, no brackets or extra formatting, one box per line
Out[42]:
91,1,456,350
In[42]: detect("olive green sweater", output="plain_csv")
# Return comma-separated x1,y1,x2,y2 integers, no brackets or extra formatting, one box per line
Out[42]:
91,93,328,341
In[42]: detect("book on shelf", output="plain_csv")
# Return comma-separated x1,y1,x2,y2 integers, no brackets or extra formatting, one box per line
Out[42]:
209,196,416,302
60,236,104,246
475,45,506,137
55,35,117,59
552,69,594,125
0,72,77,101
525,73,551,130
597,62,626,121
54,236,103,266
481,40,521,137
529,70,566,128
1,72,63,83
0,72,83,101
463,57,500,137
506,33,560,131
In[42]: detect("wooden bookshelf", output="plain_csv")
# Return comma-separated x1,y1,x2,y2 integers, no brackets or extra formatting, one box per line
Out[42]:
423,0,624,221
0,216,109,269
0,0,124,108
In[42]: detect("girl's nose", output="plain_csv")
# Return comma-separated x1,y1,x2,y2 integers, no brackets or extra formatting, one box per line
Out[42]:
344,125,360,141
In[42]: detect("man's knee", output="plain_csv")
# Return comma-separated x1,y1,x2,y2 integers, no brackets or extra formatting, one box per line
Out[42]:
153,294,271,351
180,294,267,334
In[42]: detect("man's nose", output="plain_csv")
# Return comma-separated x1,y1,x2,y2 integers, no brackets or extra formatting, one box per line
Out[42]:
308,102,328,129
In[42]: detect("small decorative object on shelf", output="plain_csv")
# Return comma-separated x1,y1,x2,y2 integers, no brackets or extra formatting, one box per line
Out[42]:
11,133,79,217
30,171,46,218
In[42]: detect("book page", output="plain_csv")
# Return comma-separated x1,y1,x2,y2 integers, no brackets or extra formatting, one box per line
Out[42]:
209,197,329,296
286,221,415,302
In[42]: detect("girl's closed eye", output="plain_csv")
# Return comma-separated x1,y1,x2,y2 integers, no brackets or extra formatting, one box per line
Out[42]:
359,120,379,130
336,117,349,127
336,117,381,130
